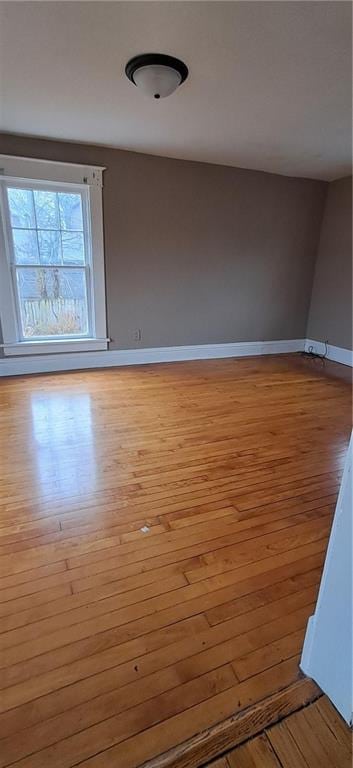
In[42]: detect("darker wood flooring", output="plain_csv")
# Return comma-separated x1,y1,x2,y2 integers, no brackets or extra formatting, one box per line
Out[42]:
207,696,352,768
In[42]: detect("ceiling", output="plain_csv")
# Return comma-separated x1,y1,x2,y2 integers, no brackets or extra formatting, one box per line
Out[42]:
0,1,352,180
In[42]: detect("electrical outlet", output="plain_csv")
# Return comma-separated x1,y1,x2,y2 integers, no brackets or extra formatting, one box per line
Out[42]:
133,329,142,342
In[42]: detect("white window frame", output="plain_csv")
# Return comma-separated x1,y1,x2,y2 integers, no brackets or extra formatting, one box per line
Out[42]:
0,154,108,355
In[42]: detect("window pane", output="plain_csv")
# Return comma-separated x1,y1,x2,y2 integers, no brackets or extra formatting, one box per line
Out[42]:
7,188,35,229
58,193,83,231
33,190,59,229
62,232,85,265
12,229,39,264
16,267,88,337
38,230,62,265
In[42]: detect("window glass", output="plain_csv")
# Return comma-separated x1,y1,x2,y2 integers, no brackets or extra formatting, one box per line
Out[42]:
16,267,88,337
6,186,89,339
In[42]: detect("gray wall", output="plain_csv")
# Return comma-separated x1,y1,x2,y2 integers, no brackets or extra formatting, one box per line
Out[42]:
307,176,352,351
0,133,326,350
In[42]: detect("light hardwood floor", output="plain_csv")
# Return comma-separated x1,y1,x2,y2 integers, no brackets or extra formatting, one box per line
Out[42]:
208,696,352,768
0,355,351,768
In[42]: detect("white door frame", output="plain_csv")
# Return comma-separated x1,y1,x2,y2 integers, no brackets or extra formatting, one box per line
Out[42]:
301,432,353,725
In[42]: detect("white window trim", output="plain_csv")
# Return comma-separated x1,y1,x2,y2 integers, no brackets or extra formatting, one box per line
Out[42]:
0,154,108,356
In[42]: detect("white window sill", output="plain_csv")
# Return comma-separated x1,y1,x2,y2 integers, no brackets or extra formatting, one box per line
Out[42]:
3,339,109,356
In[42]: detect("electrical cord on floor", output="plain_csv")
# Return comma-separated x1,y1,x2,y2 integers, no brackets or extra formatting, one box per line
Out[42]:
301,340,328,363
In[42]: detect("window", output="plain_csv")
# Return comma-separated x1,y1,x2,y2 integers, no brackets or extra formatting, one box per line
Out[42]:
0,155,107,355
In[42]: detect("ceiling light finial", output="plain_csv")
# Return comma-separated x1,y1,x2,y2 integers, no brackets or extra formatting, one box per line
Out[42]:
125,53,188,99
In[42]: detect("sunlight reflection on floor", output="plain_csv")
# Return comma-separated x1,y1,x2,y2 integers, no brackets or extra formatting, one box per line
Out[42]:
30,392,97,497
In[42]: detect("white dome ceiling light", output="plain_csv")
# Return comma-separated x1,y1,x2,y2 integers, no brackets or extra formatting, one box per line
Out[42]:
125,53,188,99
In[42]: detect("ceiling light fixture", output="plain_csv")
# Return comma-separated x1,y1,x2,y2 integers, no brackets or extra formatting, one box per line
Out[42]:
125,53,188,99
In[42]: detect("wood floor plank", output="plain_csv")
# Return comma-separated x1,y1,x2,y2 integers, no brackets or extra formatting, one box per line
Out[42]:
2,666,238,768
141,678,320,768
72,657,303,768
184,516,331,583
0,663,238,766
206,759,229,768
0,507,329,616
0,561,67,599
226,733,282,767
0,583,73,618
231,626,307,681
0,573,188,650
0,568,319,726
205,558,323,627
0,559,199,630
218,695,351,768
266,720,310,768
300,702,352,765
316,697,353,750
0,506,324,631
68,502,330,592
266,698,352,768
282,708,335,767
0,578,316,696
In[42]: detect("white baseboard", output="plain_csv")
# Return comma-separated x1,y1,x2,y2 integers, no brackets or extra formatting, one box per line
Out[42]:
305,339,353,367
1,338,351,377
0,338,305,377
